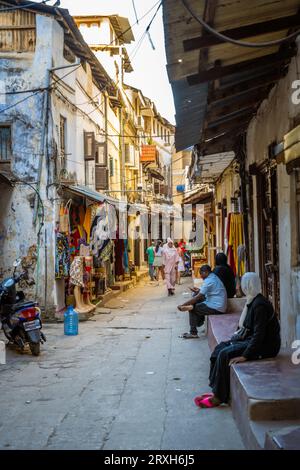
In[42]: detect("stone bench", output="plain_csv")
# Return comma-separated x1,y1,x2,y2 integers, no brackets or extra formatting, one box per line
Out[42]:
264,425,300,450
206,301,300,450
231,351,300,449
207,297,245,351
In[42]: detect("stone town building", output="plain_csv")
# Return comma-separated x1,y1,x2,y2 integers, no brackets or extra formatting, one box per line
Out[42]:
163,0,300,449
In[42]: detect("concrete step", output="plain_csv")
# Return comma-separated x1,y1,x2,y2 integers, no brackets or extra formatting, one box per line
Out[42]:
243,420,300,450
264,425,300,450
230,350,300,449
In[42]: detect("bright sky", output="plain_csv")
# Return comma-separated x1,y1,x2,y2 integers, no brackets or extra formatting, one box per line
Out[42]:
59,0,175,124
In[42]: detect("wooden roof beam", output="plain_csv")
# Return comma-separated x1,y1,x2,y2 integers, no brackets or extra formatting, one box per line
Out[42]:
183,14,300,51
210,70,284,101
187,47,296,85
207,88,270,114
207,107,255,129
204,116,253,140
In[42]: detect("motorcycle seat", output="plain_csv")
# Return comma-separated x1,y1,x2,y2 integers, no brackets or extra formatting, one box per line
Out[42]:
11,301,37,312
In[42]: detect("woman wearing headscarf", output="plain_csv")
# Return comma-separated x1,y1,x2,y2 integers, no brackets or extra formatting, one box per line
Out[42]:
194,272,281,408
213,252,236,298
162,238,180,296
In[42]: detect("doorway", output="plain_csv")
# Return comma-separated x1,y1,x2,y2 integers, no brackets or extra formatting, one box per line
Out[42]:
256,165,280,315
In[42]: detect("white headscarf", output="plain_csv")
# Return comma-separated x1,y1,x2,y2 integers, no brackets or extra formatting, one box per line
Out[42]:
163,238,177,259
238,272,262,328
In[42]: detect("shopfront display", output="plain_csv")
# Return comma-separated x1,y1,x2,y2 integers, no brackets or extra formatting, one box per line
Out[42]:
55,196,115,315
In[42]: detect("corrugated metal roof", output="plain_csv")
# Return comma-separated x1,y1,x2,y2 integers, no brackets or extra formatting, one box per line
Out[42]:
163,0,300,156
171,79,208,152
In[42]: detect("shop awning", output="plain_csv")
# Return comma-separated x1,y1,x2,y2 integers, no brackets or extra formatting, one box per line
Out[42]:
283,125,300,174
62,184,121,207
184,190,213,205
148,168,165,181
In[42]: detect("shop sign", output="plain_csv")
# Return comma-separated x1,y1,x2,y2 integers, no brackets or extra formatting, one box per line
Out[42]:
140,145,157,162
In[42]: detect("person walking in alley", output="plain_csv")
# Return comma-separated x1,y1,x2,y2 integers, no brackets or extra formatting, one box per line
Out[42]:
174,242,185,285
146,241,156,281
153,240,165,283
194,272,281,408
162,238,180,296
177,265,227,338
213,253,236,298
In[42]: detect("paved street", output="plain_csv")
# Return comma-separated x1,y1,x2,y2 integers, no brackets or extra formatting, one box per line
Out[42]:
0,279,244,450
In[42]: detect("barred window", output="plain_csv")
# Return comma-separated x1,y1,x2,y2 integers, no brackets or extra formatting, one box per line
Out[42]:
0,126,12,161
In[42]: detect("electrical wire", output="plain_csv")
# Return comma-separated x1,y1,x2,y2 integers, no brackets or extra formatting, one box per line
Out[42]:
132,0,139,24
128,1,162,63
181,0,300,48
0,0,161,101
0,64,81,114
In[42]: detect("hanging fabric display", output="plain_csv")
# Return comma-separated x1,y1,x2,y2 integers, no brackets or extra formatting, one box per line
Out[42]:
69,256,84,287
59,199,72,234
55,232,70,279
227,213,245,276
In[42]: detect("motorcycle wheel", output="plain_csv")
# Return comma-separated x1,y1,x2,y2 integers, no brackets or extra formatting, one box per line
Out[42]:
29,342,40,356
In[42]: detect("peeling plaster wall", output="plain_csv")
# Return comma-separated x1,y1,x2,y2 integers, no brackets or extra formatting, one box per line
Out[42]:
246,47,300,347
0,15,60,315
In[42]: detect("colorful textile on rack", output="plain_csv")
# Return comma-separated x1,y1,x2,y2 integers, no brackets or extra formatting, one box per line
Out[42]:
99,240,113,262
90,205,110,257
237,244,247,277
123,239,129,272
227,213,244,276
69,227,81,256
55,232,70,279
70,256,84,287
83,206,92,243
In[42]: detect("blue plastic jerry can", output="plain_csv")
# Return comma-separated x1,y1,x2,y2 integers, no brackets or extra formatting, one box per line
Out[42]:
64,306,79,336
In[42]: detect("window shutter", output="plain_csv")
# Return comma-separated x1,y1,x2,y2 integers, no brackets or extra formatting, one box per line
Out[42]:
95,142,107,166
109,157,114,177
95,166,108,190
84,131,95,160
125,143,130,164
154,182,159,194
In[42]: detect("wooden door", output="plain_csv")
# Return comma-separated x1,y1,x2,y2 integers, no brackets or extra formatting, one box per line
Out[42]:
257,166,280,315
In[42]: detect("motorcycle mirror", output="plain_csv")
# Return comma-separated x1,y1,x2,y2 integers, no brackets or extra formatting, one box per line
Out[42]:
13,258,22,268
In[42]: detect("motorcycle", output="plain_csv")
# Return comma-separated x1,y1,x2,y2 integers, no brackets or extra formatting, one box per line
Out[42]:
181,252,192,277
0,259,46,356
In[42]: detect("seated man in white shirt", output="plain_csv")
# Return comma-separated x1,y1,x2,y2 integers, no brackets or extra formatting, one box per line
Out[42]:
177,264,227,338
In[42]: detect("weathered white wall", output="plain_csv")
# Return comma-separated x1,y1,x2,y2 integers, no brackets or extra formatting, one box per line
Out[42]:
0,15,57,312
246,47,300,347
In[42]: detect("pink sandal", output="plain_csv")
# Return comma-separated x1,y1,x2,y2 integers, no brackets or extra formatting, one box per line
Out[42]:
197,396,220,408
194,393,213,407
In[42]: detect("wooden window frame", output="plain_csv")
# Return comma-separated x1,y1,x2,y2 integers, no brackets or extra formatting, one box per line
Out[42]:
0,125,12,162
84,131,95,161
95,142,107,166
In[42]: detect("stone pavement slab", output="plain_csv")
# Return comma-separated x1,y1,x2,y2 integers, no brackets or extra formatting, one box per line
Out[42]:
0,279,244,450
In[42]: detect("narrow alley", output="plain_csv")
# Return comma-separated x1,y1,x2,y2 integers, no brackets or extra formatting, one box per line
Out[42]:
0,279,243,450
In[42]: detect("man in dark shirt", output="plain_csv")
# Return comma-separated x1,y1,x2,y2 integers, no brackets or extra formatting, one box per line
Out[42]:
213,253,236,298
